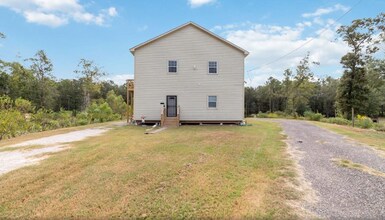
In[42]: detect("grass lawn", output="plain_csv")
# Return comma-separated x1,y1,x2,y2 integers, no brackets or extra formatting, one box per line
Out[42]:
0,120,298,219
313,122,385,151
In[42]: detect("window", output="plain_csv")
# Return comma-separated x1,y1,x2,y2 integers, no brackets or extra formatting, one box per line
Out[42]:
208,61,217,74
208,96,217,108
168,60,177,73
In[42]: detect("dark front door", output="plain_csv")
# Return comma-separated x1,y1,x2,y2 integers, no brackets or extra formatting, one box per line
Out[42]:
166,95,177,117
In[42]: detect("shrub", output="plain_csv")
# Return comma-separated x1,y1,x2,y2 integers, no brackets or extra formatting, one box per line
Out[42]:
106,90,128,119
274,111,287,117
355,116,373,129
0,95,13,110
55,109,74,128
256,112,268,118
374,123,385,132
0,110,29,140
304,111,323,121
15,98,34,113
321,117,351,126
267,113,279,118
31,109,59,131
76,112,89,125
87,102,118,123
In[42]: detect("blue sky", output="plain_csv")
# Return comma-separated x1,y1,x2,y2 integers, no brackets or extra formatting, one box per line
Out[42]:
0,0,384,86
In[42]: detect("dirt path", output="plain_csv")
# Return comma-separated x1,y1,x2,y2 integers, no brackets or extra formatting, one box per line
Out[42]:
0,122,125,175
274,119,385,219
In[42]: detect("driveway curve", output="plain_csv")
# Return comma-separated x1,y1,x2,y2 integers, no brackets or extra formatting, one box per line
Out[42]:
275,119,385,219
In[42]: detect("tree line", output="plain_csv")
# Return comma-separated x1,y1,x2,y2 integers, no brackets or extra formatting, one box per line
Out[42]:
0,50,127,113
0,34,128,139
245,13,385,120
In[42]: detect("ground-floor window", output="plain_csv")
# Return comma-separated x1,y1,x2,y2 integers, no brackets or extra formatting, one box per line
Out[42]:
208,96,217,108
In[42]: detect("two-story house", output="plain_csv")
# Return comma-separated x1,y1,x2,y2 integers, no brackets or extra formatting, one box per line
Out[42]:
129,22,249,126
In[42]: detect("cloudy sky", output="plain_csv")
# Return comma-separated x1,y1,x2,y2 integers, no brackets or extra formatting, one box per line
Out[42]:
0,0,384,86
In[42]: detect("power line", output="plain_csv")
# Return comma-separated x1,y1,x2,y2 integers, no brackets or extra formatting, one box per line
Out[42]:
245,0,363,82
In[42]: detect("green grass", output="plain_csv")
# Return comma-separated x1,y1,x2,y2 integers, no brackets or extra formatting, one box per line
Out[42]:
313,122,385,151
0,120,298,219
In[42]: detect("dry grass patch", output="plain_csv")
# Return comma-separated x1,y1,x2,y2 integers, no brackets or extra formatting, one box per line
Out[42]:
0,121,298,219
333,158,385,178
313,122,385,151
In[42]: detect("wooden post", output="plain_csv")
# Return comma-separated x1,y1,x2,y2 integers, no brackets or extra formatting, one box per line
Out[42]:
126,79,134,124
352,107,355,127
126,80,130,123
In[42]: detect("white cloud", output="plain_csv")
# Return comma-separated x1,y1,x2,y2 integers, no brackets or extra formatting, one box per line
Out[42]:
188,0,215,8
0,0,117,27
215,19,349,86
108,7,118,17
24,11,68,27
137,25,148,32
104,74,134,85
302,4,349,18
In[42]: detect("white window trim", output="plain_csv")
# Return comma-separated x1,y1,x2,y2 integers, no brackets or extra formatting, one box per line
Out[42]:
207,95,218,109
208,61,218,75
167,60,178,74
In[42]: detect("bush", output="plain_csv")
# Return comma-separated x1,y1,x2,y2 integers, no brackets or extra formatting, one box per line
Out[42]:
355,116,373,129
274,111,287,117
32,109,54,131
374,123,385,132
87,102,119,123
15,98,34,113
55,109,75,128
304,111,323,121
256,112,269,118
0,95,13,110
0,110,29,140
267,113,279,118
76,112,89,125
321,117,351,126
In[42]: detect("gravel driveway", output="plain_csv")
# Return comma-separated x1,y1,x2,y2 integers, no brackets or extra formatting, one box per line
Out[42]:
276,119,385,219
0,122,125,175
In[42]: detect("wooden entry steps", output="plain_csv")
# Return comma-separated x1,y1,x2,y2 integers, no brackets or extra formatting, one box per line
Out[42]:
163,117,179,127
161,106,180,127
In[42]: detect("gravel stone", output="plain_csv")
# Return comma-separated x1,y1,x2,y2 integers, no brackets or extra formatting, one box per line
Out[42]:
276,119,385,219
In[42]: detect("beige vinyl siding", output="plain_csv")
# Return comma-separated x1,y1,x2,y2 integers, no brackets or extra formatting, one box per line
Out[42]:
133,24,245,121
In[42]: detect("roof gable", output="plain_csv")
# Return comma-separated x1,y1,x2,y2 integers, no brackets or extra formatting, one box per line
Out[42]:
130,22,249,56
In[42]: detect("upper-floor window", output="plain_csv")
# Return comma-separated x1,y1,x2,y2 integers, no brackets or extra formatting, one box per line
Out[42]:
208,61,218,74
208,96,217,108
168,60,177,73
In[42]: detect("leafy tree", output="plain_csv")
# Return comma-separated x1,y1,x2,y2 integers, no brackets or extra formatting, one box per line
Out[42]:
56,79,83,112
364,58,385,116
27,50,58,109
100,80,119,99
74,59,106,109
0,61,38,103
244,87,258,115
309,77,339,117
106,90,127,119
286,54,316,115
0,64,9,95
265,77,283,112
87,102,117,123
336,13,385,120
